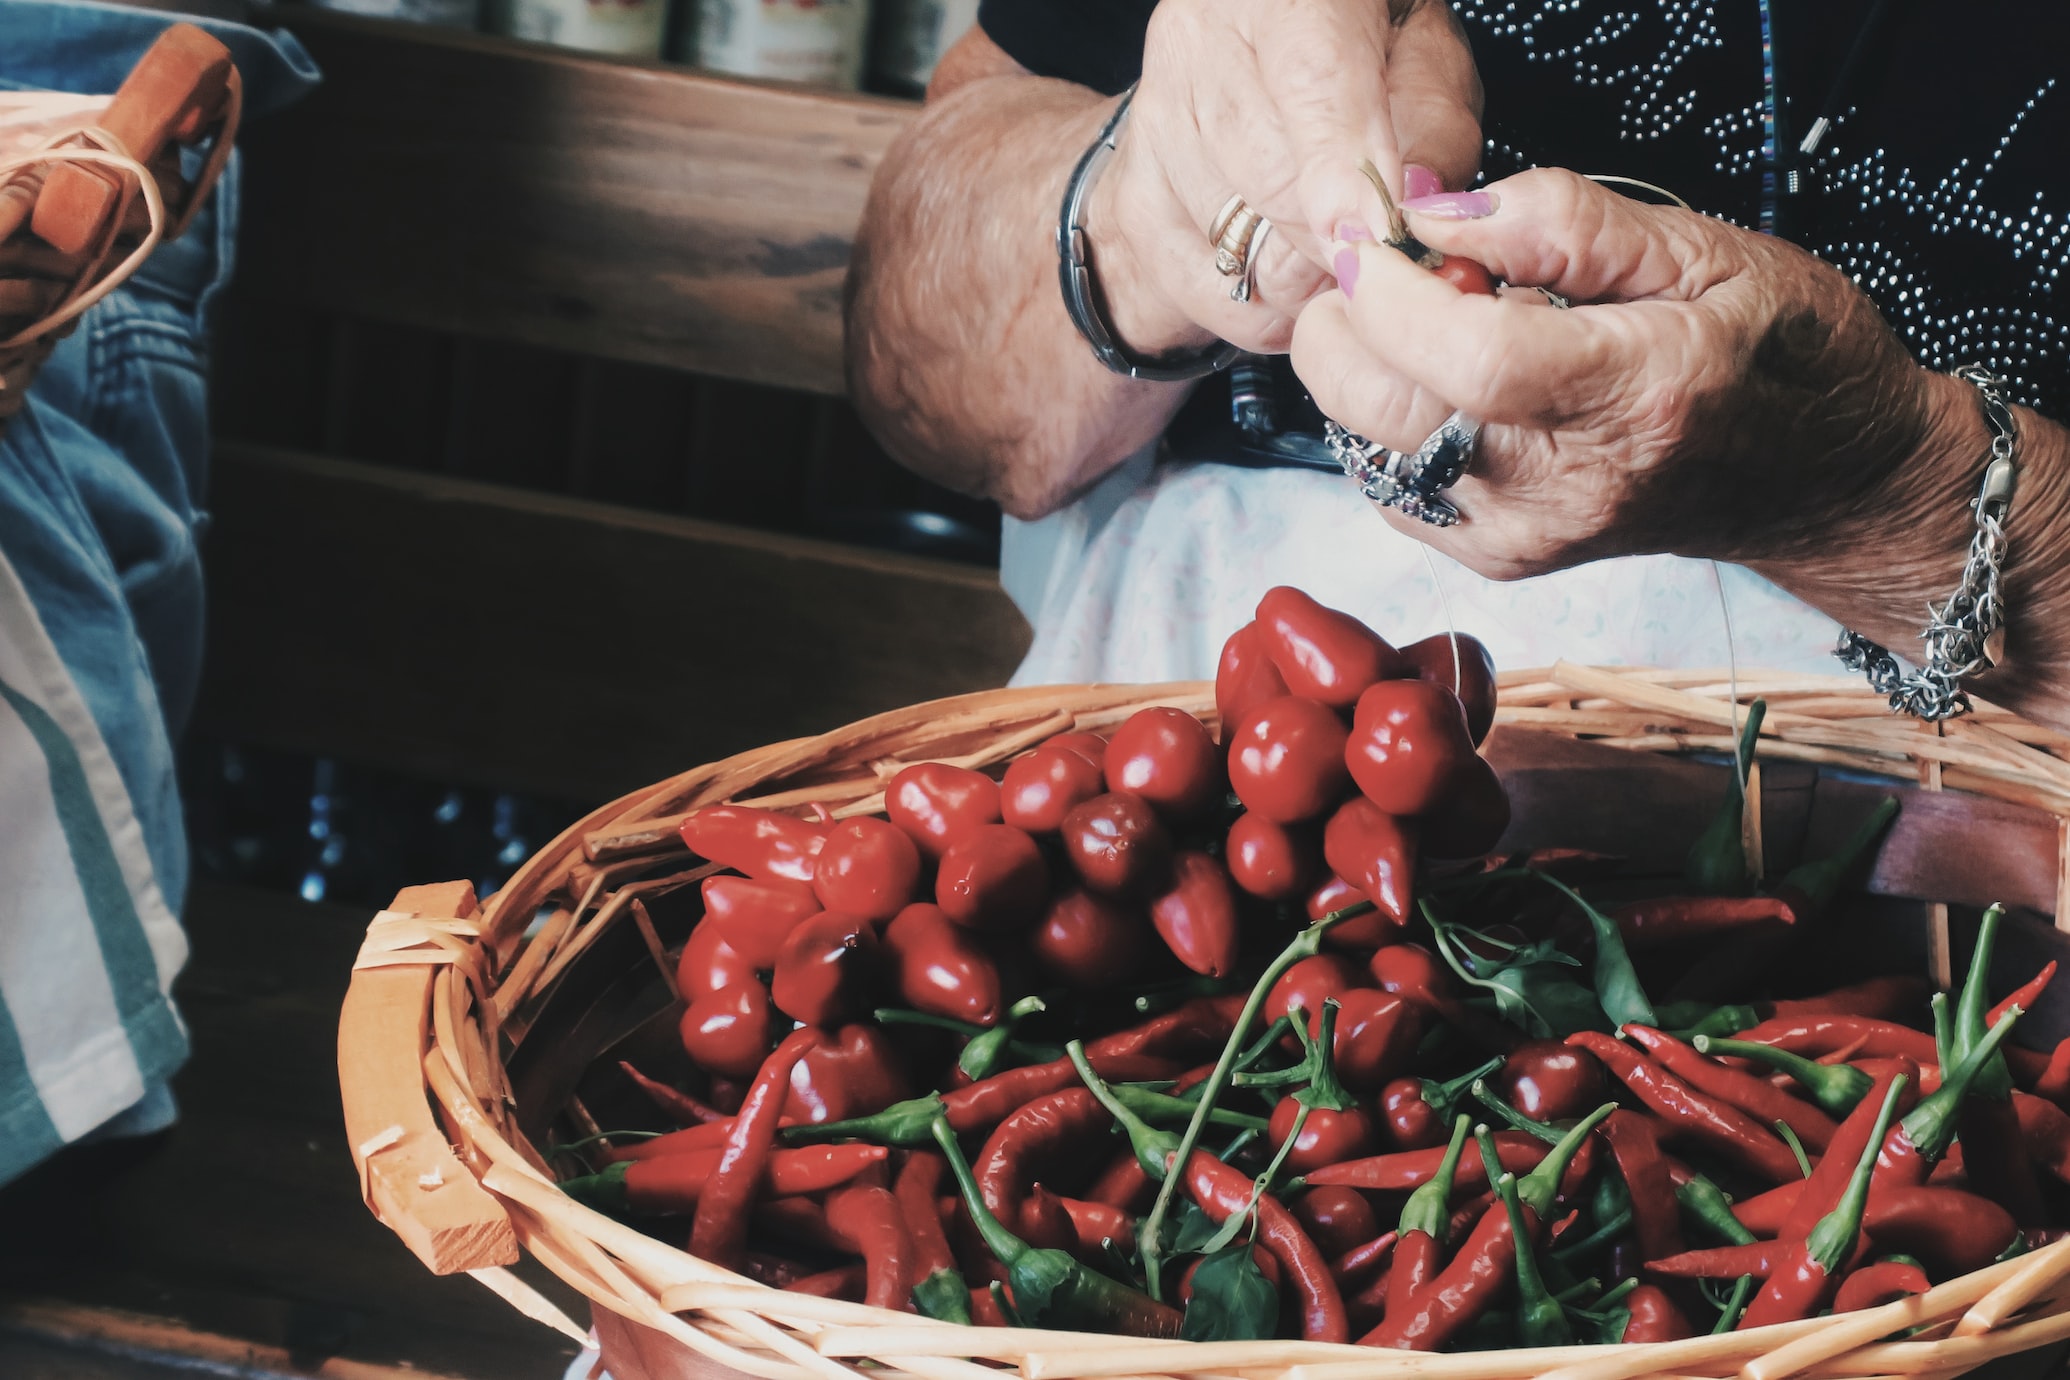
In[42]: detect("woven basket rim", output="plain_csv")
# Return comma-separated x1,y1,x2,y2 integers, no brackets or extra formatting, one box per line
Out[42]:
342,664,2070,1380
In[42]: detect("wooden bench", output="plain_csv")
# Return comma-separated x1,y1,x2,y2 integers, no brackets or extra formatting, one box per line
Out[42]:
196,9,1031,800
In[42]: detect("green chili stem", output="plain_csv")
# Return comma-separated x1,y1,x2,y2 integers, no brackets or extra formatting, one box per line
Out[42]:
1692,1035,1871,1118
1471,1078,1564,1146
1711,1275,1756,1333
1551,1206,1635,1264
1807,1076,1907,1273
1135,900,1373,1300
1775,1120,1813,1178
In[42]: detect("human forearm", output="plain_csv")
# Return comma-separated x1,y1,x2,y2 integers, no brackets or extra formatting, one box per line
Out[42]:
1753,369,2070,728
845,75,1202,520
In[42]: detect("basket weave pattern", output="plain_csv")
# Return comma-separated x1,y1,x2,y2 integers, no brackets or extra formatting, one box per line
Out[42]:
340,665,2070,1380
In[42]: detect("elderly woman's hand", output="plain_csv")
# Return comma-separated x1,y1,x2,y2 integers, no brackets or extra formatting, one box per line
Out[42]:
1290,168,1972,582
1089,0,1481,359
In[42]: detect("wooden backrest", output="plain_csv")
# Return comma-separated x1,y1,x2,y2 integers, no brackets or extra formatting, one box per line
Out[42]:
198,14,1031,799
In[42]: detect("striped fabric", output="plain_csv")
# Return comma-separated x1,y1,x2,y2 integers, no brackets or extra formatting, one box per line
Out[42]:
0,544,187,1184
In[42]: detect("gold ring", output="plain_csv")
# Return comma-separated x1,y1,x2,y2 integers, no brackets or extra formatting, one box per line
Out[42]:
1209,194,1267,278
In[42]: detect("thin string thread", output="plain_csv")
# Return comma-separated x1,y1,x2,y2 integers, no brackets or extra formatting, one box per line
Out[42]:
1421,544,1463,693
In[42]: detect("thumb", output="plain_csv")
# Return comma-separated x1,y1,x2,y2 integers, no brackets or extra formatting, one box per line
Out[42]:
1389,1,1482,194
1400,167,1738,302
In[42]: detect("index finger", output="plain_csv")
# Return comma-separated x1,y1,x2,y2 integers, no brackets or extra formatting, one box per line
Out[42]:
1245,0,1406,244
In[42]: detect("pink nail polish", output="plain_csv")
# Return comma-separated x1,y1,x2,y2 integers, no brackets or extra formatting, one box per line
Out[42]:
1333,245,1360,299
1403,164,1444,201
1335,220,1374,243
1400,189,1499,220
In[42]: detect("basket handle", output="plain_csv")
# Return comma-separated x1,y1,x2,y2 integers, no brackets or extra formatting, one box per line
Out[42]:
339,881,520,1274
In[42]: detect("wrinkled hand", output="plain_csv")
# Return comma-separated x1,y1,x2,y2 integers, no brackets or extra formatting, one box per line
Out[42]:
1092,0,1482,359
1292,168,1961,581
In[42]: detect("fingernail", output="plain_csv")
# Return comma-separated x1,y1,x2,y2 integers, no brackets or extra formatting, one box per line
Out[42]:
1334,220,1373,243
1403,163,1444,201
1333,245,1360,299
1400,189,1499,220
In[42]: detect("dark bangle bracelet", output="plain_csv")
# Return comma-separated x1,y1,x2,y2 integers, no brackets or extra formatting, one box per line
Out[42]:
1055,85,1241,384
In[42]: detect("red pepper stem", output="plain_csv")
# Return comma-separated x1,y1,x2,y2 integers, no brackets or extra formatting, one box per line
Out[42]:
1675,1173,1759,1246
1685,699,1766,895
1471,1078,1564,1146
1954,904,2014,1099
1780,797,1899,922
1807,1075,1907,1273
959,995,1051,1082
1899,1004,2025,1162
1399,1114,1471,1240
559,1160,632,1213
1931,992,1956,1072
1301,1000,1355,1113
782,1092,945,1147
1136,899,1375,1299
1496,1171,1573,1347
1426,1057,1506,1117
929,1113,1033,1266
1068,1039,1181,1178
1692,1036,1872,1118
1518,1103,1616,1218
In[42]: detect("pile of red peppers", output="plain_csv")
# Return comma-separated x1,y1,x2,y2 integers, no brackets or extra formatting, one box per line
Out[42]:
557,588,2070,1350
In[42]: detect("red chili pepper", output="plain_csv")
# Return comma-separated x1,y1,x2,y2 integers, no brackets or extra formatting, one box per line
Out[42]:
1086,1149,1154,1212
1431,254,1498,296
1346,679,1475,818
680,979,778,1079
1950,910,2048,1226
1267,955,1366,1036
883,902,1003,1026
1270,1093,1382,1175
1332,988,1426,1092
1332,1229,1398,1290
1182,1149,1348,1343
1621,1284,1695,1342
1648,1240,1778,1279
784,1023,912,1125
700,874,821,969
887,762,1002,859
812,817,922,922
1360,1107,1612,1351
1104,706,1222,822
1993,962,2058,1027
1324,797,1418,926
935,823,1049,932
1624,1025,1839,1153
2016,1089,2070,1182
1399,632,1496,746
1048,731,1109,766
617,1061,723,1126
1255,586,1404,710
788,1264,867,1300
974,1088,1115,1241
1310,874,1396,949
826,1183,914,1311
690,1028,824,1269
1727,1012,2059,1080
1302,1129,1548,1192
1026,1183,1137,1260
2035,1037,2070,1104
1226,811,1323,902
1607,894,1796,950
1566,1031,1801,1183
1002,744,1106,834
1663,1185,2018,1281
1061,792,1174,898
1872,1004,2027,1196
1148,848,1242,978
1292,1186,1380,1260
1385,1115,1471,1332
1421,754,1512,861
771,911,882,1027
676,918,758,1002
1692,1034,1876,1119
1769,975,1934,1024
894,1151,960,1280
1832,1259,1930,1314
680,805,827,883
1599,1109,1684,1264
1031,887,1151,990
1498,1040,1610,1124
1738,1077,1907,1330
563,1141,884,1215
1216,620,1294,734
1777,1058,1918,1240
1227,695,1352,824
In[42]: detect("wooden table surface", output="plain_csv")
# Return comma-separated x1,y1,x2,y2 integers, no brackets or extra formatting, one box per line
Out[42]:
0,881,585,1379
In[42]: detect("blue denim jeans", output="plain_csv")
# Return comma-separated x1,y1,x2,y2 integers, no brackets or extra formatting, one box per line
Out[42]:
0,1,316,1169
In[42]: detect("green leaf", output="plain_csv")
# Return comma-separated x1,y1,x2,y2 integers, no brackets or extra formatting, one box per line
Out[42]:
1165,1201,1223,1256
1427,908,1609,1039
1179,1246,1279,1341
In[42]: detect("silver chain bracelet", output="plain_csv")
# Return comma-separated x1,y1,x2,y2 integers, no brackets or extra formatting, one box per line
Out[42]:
1835,364,2020,721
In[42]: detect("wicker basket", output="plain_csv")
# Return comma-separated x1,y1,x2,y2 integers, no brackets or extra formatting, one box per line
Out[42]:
338,664,2070,1380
